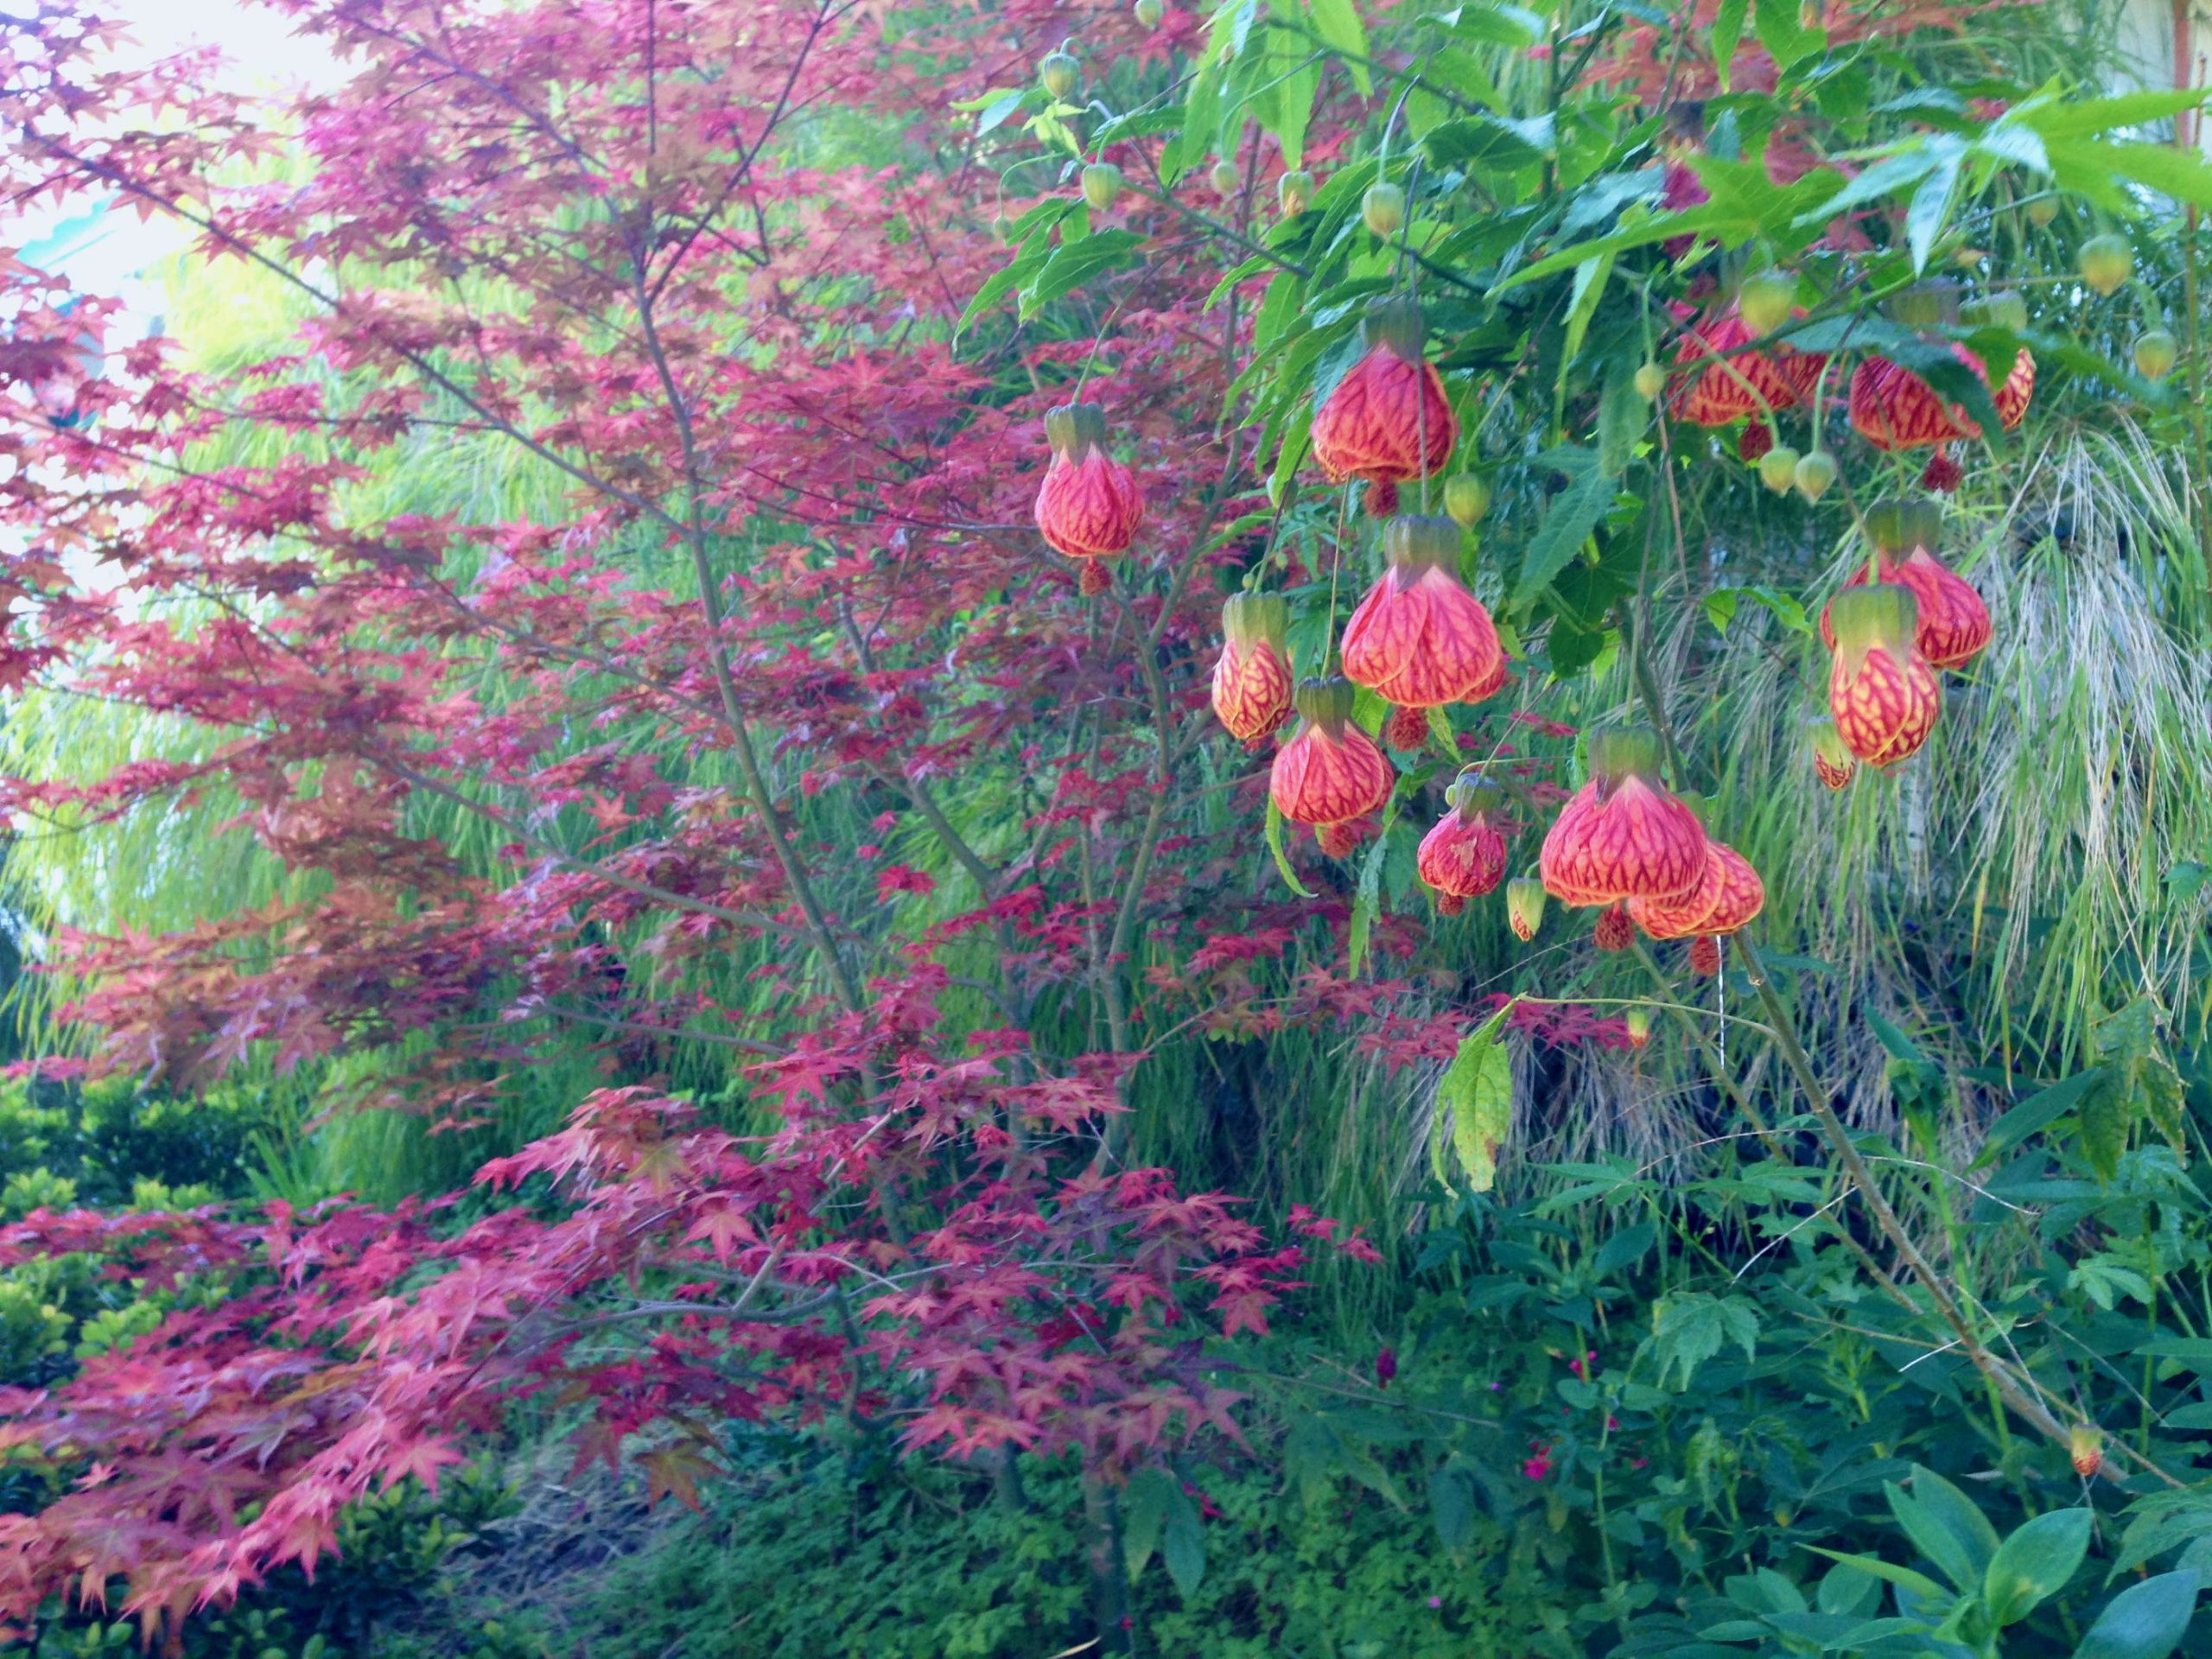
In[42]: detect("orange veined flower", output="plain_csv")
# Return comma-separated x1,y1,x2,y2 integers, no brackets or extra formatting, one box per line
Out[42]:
1211,591,1295,746
1628,841,1765,941
1665,304,1827,426
1819,498,1990,671
1312,296,1458,510
1269,676,1395,842
1827,583,1942,766
1033,401,1144,560
1847,344,2035,451
1539,726,1708,906
1340,514,1507,709
1417,777,1509,905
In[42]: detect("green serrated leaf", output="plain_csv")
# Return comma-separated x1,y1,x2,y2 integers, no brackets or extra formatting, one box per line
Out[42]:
1434,1001,1516,1191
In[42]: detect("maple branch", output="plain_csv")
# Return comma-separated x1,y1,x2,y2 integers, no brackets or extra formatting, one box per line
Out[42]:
624,242,866,1014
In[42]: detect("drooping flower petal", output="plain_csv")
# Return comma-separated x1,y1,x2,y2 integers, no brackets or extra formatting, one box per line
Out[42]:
1827,584,1942,766
1539,728,1707,906
1034,403,1144,558
1312,299,1458,492
1340,515,1506,709
1269,677,1395,827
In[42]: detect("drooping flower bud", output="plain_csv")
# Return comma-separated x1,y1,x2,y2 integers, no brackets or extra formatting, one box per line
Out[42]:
1758,444,1799,493
2069,1424,2103,1479
1313,297,1458,502
1624,1006,1652,1047
1035,402,1143,569
1211,159,1241,196
1688,934,1722,976
1270,676,1395,839
2135,328,2179,381
1634,362,1665,401
1737,270,1797,337
1808,715,1857,791
1211,592,1294,745
1418,778,1509,904
1666,304,1826,425
2025,196,2059,228
1039,48,1080,99
1506,877,1546,941
1794,449,1837,501
1278,169,1314,216
1443,472,1491,528
1080,162,1122,211
1827,583,1942,766
1627,841,1764,940
1134,0,1163,27
1819,499,1990,671
2078,233,2133,296
1341,514,1506,709
1593,905,1635,951
1362,181,1405,236
1539,727,1708,906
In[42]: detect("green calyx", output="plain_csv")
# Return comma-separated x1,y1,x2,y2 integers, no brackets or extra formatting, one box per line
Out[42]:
1863,495,1942,556
1587,725,1665,789
1961,289,2027,333
1294,674,1357,728
1222,590,1287,651
1382,512,1460,571
1278,170,1314,215
1044,401,1109,459
1444,771,1500,816
1886,279,1960,331
1828,581,1919,661
1360,295,1425,361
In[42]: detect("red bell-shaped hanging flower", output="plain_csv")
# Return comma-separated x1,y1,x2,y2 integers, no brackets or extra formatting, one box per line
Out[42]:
1506,877,1546,941
1418,776,1509,909
1666,304,1826,426
1340,514,1507,709
1539,727,1707,906
1827,583,1942,766
1847,288,2036,450
1819,498,1991,671
1270,676,1395,841
1211,592,1295,747
1312,297,1458,509
1628,841,1765,941
1034,402,1144,561
1808,715,1857,791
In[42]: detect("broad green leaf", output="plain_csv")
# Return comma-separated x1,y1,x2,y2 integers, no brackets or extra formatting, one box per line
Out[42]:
1513,449,1618,612
1650,1291,1760,1389
1265,798,1318,898
1434,1000,1516,1191
1020,231,1146,315
2073,1570,2202,1659
1306,0,1371,92
1161,1483,1205,1595
1803,1548,1949,1603
1973,1067,2105,1168
2018,89,2209,142
1122,1465,1175,1578
1796,146,1939,226
1711,0,1746,89
1904,143,1962,272
1429,1464,1478,1554
1885,1471,1987,1593
1984,1508,2091,1626
1422,113,1548,175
